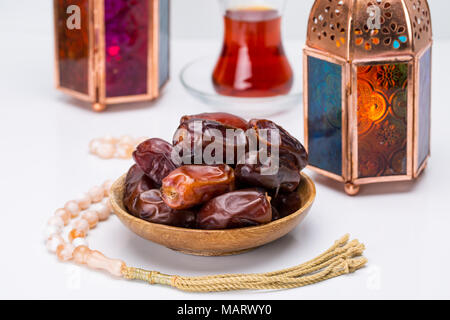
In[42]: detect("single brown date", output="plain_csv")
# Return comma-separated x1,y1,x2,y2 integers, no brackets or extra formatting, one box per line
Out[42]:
133,138,178,186
135,190,196,228
180,112,248,131
161,164,235,210
271,191,302,219
123,165,196,228
248,119,308,171
271,205,281,221
235,151,302,192
196,189,272,230
173,119,247,166
123,165,156,212
235,119,308,192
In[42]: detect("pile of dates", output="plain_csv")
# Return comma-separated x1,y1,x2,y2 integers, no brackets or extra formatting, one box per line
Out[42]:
123,112,308,230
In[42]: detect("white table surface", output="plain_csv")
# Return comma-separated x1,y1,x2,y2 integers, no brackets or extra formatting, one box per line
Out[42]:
1,24,450,299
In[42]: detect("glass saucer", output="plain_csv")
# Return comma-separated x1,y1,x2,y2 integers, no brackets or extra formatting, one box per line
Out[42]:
180,56,302,118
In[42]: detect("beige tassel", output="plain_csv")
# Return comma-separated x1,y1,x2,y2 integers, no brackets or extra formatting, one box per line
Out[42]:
122,234,367,292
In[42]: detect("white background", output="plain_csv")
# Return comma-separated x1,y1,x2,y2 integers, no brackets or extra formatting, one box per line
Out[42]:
0,0,450,300
4,0,450,40
171,0,450,40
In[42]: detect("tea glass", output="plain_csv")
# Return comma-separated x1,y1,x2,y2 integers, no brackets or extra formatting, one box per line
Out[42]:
213,0,293,98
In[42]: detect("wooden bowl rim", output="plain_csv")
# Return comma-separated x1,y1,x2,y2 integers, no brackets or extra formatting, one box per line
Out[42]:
110,172,316,235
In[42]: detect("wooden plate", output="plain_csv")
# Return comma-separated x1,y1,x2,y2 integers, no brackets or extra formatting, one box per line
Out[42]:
110,172,316,256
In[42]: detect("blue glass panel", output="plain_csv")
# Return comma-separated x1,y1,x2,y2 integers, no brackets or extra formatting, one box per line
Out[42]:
418,48,432,169
307,56,342,176
159,0,170,88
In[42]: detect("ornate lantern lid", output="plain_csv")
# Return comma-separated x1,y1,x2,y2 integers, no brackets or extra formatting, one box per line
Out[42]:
306,0,432,61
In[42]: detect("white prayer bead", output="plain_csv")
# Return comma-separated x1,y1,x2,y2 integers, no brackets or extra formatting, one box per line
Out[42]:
64,200,81,218
47,216,64,229
44,224,62,240
46,234,64,253
72,237,88,248
75,193,92,210
88,186,104,203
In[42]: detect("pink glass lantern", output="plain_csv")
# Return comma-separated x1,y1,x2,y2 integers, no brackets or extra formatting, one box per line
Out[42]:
54,0,170,111
303,0,432,195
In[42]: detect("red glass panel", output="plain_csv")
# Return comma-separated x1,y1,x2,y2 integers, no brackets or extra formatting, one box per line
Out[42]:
105,0,149,98
56,0,90,94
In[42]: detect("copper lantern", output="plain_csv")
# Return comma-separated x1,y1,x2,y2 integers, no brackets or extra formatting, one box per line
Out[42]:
54,0,170,111
303,0,432,195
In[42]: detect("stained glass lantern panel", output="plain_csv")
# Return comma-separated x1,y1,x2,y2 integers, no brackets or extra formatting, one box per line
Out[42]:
307,56,343,177
55,0,91,95
417,48,432,171
356,63,409,178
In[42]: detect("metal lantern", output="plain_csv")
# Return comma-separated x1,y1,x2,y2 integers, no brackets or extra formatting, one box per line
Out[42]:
303,0,432,195
54,0,170,111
